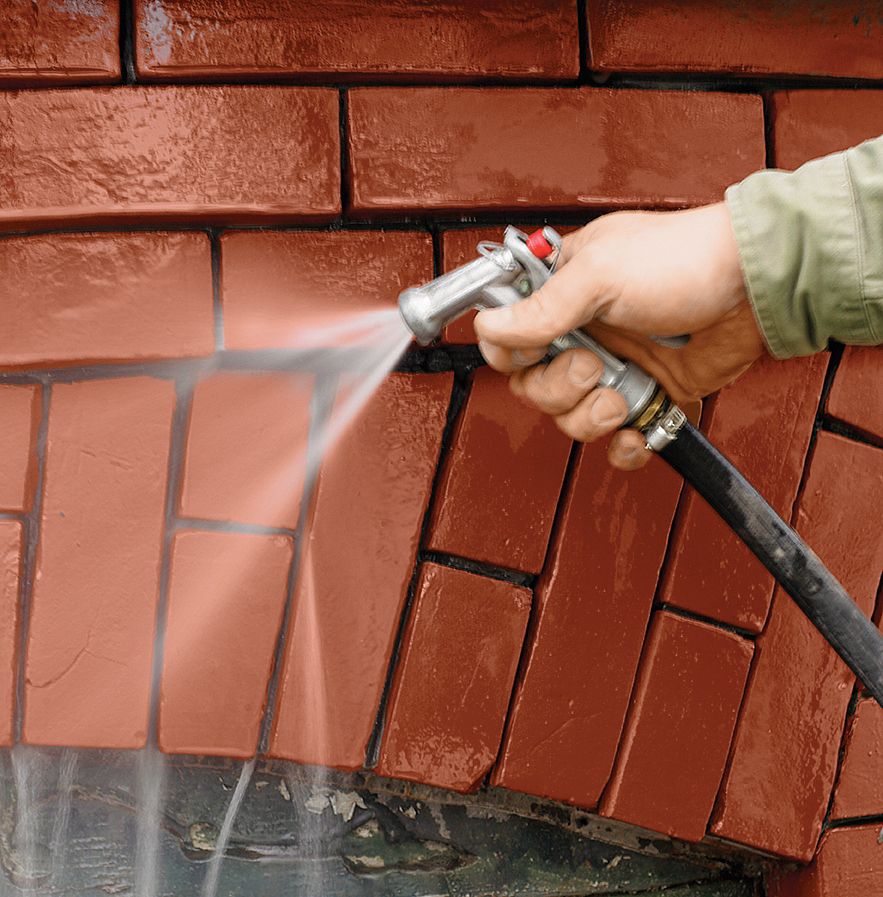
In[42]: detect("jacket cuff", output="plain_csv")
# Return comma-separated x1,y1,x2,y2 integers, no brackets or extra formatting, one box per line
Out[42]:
725,151,867,359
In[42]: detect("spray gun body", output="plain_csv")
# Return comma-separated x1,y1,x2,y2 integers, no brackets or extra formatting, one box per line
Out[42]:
399,227,681,449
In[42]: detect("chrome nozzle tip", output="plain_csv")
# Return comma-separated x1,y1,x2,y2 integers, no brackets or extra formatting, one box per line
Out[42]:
398,287,439,346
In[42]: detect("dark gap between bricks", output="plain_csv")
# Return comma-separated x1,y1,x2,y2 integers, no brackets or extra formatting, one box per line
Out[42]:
363,366,473,768
144,377,195,748
12,380,51,742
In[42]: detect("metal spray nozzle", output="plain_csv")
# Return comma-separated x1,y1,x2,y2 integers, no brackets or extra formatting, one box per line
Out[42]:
398,226,561,346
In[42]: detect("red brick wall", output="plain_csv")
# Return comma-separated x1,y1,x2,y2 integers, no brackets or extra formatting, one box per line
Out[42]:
1,2,881,891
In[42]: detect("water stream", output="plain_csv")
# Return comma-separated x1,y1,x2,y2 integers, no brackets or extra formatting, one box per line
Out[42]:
4,306,416,895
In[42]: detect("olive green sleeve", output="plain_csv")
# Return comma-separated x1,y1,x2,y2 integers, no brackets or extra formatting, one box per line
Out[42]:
725,135,883,359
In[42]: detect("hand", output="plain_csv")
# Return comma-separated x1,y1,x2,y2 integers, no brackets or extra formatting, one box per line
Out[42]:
473,203,765,470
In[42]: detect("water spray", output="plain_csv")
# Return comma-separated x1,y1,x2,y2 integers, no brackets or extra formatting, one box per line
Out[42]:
398,226,883,706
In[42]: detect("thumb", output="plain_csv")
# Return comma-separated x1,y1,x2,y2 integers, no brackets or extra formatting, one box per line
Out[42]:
474,255,606,348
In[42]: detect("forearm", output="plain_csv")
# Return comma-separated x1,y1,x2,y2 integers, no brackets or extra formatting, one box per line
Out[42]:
726,135,883,358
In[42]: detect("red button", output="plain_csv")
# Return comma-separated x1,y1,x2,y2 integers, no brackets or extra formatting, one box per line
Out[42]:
526,229,555,259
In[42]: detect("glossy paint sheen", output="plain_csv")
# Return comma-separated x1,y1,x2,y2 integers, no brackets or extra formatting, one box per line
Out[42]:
221,230,432,351
0,0,119,84
771,90,883,169
134,0,578,81
765,825,883,897
179,372,314,529
599,611,753,842
827,347,883,444
159,531,293,758
427,367,571,574
347,88,764,213
831,698,883,820
376,563,531,792
0,521,22,746
493,440,682,807
661,354,827,631
0,87,339,229
0,233,214,368
23,379,175,749
711,433,883,860
0,385,39,512
270,373,451,769
587,1,883,79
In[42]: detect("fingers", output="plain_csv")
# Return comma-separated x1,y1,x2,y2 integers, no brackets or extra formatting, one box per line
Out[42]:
474,252,605,348
608,429,652,471
477,341,547,373
553,387,628,442
510,350,603,414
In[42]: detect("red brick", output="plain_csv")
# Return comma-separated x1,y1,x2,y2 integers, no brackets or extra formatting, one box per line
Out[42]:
159,530,292,758
221,230,432,351
711,433,883,860
831,699,883,820
599,612,753,842
0,0,119,85
661,354,827,631
766,825,883,897
827,347,883,444
587,2,883,80
0,385,39,512
0,87,339,230
492,440,682,807
348,88,763,214
270,373,451,769
135,0,578,82
0,233,213,369
427,367,570,574
375,563,531,791
0,521,22,746
440,226,579,344
179,372,313,529
771,91,883,169
23,378,175,749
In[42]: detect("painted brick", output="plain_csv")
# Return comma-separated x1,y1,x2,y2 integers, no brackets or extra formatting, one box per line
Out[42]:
23,379,175,749
831,698,883,820
221,230,432,351
0,521,22,746
427,367,571,574
348,88,763,213
492,440,682,807
270,373,451,769
711,433,883,860
0,87,339,229
0,233,213,368
599,612,753,842
180,372,313,529
0,386,39,512
766,825,883,897
135,0,578,82
440,226,579,344
771,90,883,169
159,530,292,758
661,354,827,631
827,347,883,444
587,2,883,80
376,563,531,791
0,0,119,85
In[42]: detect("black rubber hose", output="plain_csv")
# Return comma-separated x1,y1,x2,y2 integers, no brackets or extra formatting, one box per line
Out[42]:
659,420,883,707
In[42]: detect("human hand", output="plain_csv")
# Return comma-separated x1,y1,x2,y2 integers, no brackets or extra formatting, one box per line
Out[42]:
473,203,765,470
